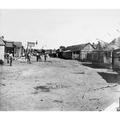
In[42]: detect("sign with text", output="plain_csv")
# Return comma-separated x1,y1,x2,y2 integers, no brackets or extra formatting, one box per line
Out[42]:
27,42,35,48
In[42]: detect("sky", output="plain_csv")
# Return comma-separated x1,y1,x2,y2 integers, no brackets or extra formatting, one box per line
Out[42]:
0,9,120,49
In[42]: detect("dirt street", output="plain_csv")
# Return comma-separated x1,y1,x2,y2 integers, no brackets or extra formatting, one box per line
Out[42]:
0,57,120,111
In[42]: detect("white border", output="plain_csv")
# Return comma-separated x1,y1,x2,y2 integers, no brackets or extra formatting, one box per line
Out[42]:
0,111,120,120
0,0,120,120
0,0,120,9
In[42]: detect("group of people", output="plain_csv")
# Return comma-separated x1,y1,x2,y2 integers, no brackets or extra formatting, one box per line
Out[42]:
36,52,47,62
25,51,47,64
5,50,48,66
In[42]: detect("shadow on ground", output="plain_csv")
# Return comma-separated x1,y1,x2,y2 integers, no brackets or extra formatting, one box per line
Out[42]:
46,61,52,63
82,62,108,69
98,72,120,84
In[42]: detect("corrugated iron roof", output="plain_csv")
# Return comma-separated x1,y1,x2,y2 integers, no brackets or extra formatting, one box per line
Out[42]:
65,43,91,52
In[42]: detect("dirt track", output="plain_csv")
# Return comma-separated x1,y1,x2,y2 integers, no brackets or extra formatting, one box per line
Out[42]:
0,57,120,111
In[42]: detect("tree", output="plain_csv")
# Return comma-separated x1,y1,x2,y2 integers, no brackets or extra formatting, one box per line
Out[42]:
59,46,66,51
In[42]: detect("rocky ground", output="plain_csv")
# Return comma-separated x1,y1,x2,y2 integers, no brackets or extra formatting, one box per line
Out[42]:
0,56,120,111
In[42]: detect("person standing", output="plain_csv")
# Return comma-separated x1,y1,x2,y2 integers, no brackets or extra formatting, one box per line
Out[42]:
27,52,31,64
9,53,13,66
44,53,47,62
6,53,9,64
38,53,42,62
36,52,39,62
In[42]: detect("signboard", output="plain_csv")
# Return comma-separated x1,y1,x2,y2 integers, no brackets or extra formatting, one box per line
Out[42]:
27,42,35,48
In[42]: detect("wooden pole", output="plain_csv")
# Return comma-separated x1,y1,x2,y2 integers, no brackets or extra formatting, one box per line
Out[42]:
117,97,120,111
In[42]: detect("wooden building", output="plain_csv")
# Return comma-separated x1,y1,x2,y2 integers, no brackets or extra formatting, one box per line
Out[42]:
112,49,120,70
14,42,23,57
62,50,72,59
0,38,5,62
64,43,95,61
4,41,23,57
4,41,14,55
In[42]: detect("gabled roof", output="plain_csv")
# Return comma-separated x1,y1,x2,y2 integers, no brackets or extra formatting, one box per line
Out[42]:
65,43,93,52
92,44,97,49
0,38,5,46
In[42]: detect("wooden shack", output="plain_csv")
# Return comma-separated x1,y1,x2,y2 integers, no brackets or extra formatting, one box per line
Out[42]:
65,43,94,61
62,50,72,59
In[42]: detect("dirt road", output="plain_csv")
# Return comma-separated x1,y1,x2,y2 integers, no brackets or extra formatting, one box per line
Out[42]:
0,57,120,111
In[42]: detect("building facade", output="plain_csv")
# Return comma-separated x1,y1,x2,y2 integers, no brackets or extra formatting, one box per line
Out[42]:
64,43,95,61
0,38,5,61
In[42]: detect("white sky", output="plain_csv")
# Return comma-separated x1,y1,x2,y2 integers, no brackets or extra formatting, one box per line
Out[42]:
0,9,120,49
